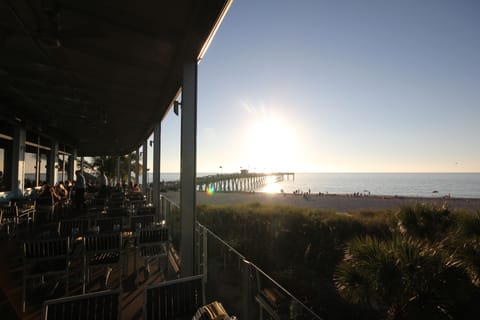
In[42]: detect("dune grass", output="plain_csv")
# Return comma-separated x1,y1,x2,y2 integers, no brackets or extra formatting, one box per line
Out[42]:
197,202,480,319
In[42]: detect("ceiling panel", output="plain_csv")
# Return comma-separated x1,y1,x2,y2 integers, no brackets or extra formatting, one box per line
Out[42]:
0,0,231,155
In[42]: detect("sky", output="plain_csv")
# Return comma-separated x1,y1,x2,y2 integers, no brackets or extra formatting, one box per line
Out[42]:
157,0,480,174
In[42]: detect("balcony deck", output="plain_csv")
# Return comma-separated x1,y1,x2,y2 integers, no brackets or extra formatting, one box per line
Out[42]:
0,210,168,320
1,194,324,320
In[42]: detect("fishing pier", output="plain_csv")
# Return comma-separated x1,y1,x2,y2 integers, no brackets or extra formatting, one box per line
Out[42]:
196,172,295,193
160,172,295,193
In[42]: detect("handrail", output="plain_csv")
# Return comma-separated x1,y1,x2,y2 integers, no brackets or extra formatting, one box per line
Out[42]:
161,194,323,320
197,222,323,320
160,194,179,208
244,258,323,319
196,221,246,260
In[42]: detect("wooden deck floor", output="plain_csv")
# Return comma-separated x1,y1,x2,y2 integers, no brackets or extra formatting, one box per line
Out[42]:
0,217,170,320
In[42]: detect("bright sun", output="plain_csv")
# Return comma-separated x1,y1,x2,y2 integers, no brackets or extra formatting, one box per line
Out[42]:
245,117,296,172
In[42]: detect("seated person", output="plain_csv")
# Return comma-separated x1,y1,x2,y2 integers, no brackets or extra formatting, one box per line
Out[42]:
131,183,141,193
51,182,69,216
52,182,68,204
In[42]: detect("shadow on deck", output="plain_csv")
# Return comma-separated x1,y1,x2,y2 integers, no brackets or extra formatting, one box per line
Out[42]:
0,213,171,320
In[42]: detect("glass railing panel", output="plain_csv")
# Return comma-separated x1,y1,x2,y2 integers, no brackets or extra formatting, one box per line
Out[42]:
198,224,247,317
197,223,323,320
160,194,323,319
161,195,181,250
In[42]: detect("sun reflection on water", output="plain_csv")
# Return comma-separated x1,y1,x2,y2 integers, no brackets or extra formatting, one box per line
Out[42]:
259,176,282,193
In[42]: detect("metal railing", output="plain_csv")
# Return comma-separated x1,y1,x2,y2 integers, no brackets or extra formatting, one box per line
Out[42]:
160,194,323,320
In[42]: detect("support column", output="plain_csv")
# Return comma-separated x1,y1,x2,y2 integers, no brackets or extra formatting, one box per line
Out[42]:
116,156,121,185
180,57,197,277
35,136,40,186
152,122,161,218
12,126,26,197
80,157,84,174
142,140,148,191
127,153,132,186
135,148,140,184
69,149,77,183
60,152,65,182
48,141,59,186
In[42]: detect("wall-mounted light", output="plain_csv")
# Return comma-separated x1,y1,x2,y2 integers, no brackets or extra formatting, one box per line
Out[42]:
173,100,181,116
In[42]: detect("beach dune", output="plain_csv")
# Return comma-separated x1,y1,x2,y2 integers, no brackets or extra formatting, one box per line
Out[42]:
162,191,480,213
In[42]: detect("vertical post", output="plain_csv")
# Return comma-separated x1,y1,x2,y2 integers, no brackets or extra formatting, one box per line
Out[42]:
69,149,77,182
12,126,26,196
180,57,197,277
80,156,84,174
116,156,121,185
142,140,148,191
127,153,132,186
135,148,140,184
159,195,164,221
48,141,59,185
61,152,65,182
242,261,253,319
202,227,208,281
163,196,170,224
152,122,161,219
35,136,40,186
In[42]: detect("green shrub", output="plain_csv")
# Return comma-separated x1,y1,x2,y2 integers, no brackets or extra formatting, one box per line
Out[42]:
396,203,453,240
197,202,480,319
334,235,473,320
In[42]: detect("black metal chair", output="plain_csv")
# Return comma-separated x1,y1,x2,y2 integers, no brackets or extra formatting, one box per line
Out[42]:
130,214,155,230
15,199,36,224
87,196,107,214
144,275,204,320
105,207,129,219
128,193,147,209
106,193,125,210
136,206,156,216
0,204,18,235
23,237,70,312
42,289,121,320
36,194,56,221
94,217,123,233
109,191,125,200
83,232,123,293
58,218,90,238
134,226,169,281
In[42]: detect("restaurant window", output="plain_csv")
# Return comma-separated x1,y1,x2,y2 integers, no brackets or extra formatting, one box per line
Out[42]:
25,135,50,187
25,148,37,188
0,122,13,191
39,151,48,184
0,142,12,191
58,145,72,183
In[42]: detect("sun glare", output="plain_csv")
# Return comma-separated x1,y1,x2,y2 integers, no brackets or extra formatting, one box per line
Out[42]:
245,116,296,172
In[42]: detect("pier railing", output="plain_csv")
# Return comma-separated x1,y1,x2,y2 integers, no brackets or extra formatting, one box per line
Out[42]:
160,194,323,320
158,172,295,193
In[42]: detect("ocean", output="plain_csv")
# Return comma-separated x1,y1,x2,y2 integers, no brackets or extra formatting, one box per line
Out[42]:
256,173,480,199
29,172,480,199
154,172,480,199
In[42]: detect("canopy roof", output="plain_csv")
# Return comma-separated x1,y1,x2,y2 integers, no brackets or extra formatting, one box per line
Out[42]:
0,0,231,155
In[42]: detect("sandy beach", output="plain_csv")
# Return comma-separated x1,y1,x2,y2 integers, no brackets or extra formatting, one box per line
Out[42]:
162,191,480,213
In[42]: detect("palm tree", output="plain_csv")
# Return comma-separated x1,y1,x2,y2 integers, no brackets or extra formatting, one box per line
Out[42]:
82,153,142,183
447,211,480,286
396,203,452,241
334,235,472,319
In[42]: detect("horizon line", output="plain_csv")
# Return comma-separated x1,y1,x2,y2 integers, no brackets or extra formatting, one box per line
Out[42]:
154,171,480,174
